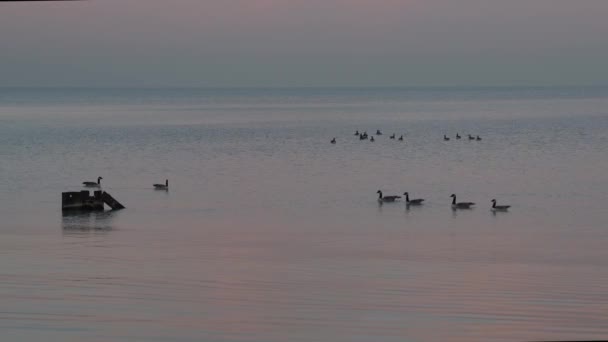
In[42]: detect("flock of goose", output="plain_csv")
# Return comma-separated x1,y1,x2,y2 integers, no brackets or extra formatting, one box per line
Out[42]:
331,129,507,211
444,133,482,141
330,130,482,144
81,128,506,212
82,177,169,190
81,177,509,211
377,190,511,212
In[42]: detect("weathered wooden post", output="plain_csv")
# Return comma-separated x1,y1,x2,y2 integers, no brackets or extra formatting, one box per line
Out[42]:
62,190,125,211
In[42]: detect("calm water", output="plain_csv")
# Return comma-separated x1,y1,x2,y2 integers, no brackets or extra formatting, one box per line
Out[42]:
1,87,608,341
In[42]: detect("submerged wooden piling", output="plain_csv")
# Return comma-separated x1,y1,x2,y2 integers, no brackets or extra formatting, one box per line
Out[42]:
62,190,125,211
101,192,125,210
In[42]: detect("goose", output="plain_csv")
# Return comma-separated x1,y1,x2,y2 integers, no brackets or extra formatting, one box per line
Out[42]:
456,133,461,139
377,190,401,203
398,135,404,141
476,135,482,141
468,134,475,140
354,130,360,136
370,136,375,142
83,177,102,187
450,194,475,209
443,135,450,141
491,199,510,211
389,134,396,139
376,129,383,135
403,192,424,205
360,134,367,140
154,179,169,190
331,138,336,144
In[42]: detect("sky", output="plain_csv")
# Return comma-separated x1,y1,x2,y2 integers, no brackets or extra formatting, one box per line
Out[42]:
0,0,607,87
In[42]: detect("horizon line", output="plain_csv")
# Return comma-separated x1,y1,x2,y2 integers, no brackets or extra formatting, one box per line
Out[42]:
1,84,607,90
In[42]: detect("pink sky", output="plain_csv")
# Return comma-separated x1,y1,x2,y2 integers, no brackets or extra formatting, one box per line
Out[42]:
0,0,607,86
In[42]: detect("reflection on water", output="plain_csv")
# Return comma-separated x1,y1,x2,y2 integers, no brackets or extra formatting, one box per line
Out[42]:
61,210,117,232
2,87,608,342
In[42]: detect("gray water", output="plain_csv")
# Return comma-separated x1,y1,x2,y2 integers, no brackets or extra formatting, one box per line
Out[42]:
1,87,608,341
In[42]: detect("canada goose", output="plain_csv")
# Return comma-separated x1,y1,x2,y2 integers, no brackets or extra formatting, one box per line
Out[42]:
331,138,336,144
450,194,475,209
398,135,403,141
476,135,482,141
154,179,169,190
456,133,461,139
403,192,424,205
444,135,450,141
468,134,475,140
360,134,368,140
354,130,360,136
370,136,375,142
389,134,396,139
83,177,102,187
377,190,401,202
376,129,382,135
491,199,510,211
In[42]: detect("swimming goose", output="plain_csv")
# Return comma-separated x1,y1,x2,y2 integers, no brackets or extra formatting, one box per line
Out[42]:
331,138,336,144
354,130,360,136
491,199,510,211
450,194,475,209
83,177,102,187
456,133,461,139
377,190,401,203
154,179,169,190
443,135,450,141
476,135,482,141
403,192,425,205
370,136,375,142
376,129,383,135
398,135,404,141
468,134,475,140
389,134,396,139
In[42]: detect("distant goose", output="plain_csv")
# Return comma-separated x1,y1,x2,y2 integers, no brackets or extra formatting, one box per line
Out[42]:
360,134,368,140
154,179,169,190
476,135,482,141
370,136,375,142
398,135,404,141
331,138,336,144
377,190,401,203
354,130,360,136
83,177,102,187
403,192,425,205
468,134,475,140
491,199,510,211
376,129,383,135
389,134,396,139
450,194,475,209
444,135,450,141
456,133,461,139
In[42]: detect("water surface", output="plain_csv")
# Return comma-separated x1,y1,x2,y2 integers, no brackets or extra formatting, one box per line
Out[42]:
1,87,608,341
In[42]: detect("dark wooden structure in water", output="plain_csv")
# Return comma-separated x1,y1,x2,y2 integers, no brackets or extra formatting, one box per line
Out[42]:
62,190,125,211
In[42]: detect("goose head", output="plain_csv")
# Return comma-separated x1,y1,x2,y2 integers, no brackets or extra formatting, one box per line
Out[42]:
450,194,456,198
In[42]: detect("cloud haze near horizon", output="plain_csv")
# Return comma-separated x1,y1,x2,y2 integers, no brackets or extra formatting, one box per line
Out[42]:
0,0,607,87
